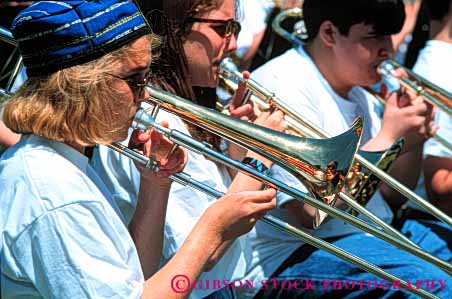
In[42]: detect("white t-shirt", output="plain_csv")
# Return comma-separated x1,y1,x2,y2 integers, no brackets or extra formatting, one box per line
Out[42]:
91,108,251,299
236,0,273,58
1,135,144,298
237,46,394,298
411,40,452,209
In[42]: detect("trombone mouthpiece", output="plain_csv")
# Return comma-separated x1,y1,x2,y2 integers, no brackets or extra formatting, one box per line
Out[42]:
220,57,239,73
132,108,156,131
377,60,396,77
219,57,241,82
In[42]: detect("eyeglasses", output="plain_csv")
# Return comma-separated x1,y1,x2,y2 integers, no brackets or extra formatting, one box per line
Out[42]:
185,17,241,39
109,70,151,98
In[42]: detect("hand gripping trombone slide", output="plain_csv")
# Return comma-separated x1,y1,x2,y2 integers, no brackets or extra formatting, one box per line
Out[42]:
108,102,443,299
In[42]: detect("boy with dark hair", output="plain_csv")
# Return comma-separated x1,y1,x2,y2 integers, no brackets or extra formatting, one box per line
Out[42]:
303,0,406,43
239,0,452,298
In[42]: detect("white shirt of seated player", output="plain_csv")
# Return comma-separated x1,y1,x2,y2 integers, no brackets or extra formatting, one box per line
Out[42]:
411,40,452,208
236,46,394,298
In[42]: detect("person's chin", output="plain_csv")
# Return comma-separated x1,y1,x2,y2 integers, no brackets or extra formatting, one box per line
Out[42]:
362,71,381,85
194,79,217,89
369,73,382,85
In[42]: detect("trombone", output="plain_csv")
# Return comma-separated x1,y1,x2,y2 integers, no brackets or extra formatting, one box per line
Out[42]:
218,58,418,247
110,141,436,298
263,7,452,227
107,94,449,299
137,87,452,275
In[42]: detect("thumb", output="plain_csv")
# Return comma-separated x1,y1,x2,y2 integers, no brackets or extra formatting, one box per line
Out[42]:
129,129,150,149
397,91,411,108
380,83,389,99
385,91,399,108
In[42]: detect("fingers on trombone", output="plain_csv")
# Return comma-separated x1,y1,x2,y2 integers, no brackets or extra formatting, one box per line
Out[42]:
237,188,276,203
230,104,255,121
396,87,412,108
392,67,408,78
128,129,148,151
154,146,187,178
266,108,288,132
165,144,188,170
404,100,430,117
230,71,250,109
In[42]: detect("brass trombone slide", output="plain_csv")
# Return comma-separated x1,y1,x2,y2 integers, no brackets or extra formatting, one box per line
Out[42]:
107,107,443,299
218,60,452,229
109,141,437,299
267,9,452,227
140,86,452,276
375,60,452,152
379,59,452,117
218,58,417,247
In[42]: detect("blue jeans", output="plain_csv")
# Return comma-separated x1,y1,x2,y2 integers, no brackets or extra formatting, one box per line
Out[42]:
254,223,452,299
400,219,452,263
203,288,235,299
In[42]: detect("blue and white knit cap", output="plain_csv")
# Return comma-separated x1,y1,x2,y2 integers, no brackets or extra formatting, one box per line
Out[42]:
11,0,151,77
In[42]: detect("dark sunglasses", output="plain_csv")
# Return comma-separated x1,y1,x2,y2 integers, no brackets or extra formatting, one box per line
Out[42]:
185,17,241,38
109,70,152,98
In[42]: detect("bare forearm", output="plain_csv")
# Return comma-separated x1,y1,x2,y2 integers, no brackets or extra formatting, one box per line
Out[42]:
130,179,172,279
228,150,272,192
142,223,220,299
424,156,452,215
380,146,423,209
203,240,234,271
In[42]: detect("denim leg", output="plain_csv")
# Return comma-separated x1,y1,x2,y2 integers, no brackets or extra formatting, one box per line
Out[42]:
401,219,452,263
255,233,452,299
202,288,235,299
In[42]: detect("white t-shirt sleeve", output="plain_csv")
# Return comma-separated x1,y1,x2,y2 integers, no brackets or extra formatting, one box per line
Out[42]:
270,164,308,207
424,110,452,158
12,202,144,299
252,54,323,128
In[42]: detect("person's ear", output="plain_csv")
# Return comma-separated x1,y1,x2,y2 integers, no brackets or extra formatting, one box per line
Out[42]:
318,21,337,48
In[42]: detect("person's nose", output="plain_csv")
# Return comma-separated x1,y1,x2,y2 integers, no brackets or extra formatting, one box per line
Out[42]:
225,34,238,54
379,36,395,59
136,86,149,103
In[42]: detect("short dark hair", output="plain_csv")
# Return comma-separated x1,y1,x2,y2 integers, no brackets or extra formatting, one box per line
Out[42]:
424,0,452,21
303,0,406,42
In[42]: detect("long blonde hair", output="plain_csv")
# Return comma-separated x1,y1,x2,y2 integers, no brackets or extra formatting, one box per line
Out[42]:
2,35,158,146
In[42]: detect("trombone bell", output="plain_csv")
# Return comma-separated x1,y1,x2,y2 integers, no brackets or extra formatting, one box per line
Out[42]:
144,85,364,227
346,139,405,216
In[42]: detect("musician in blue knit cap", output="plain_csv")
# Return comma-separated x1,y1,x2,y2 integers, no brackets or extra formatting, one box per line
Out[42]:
0,1,276,298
